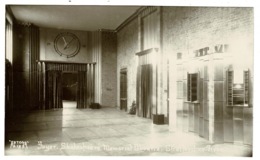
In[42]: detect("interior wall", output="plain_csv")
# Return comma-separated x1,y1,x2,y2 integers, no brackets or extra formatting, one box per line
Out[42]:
116,7,169,121
39,28,118,106
117,18,139,109
163,7,253,143
12,24,30,110
162,7,253,62
39,27,92,62
11,25,118,110
101,31,117,107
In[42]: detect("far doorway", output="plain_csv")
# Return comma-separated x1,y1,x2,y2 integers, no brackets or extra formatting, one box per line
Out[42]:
120,68,127,111
62,72,78,108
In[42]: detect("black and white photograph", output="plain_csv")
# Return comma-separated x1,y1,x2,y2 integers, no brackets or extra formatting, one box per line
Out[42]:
2,0,258,158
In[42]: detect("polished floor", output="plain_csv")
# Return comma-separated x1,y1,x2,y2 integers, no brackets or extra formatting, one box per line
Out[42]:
5,102,252,156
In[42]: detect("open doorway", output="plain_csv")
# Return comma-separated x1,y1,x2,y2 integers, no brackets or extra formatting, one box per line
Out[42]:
62,72,78,108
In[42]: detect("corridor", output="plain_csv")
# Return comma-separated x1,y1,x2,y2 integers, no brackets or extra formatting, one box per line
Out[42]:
5,107,252,156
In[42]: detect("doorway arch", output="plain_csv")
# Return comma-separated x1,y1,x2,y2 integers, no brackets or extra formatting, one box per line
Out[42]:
37,61,95,109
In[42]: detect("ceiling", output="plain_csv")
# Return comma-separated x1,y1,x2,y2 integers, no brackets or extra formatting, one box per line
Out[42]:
9,5,140,31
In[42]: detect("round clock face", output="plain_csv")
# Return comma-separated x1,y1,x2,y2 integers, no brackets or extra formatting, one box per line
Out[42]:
54,32,81,58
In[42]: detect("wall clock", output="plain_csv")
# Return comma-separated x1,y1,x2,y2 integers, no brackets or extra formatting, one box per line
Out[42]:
54,32,81,58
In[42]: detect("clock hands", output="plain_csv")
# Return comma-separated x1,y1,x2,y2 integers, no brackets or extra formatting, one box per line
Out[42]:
64,37,75,50
62,37,67,46
54,32,80,58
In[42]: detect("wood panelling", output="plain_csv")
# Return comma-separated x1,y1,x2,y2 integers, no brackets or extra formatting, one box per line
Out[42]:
234,119,243,143
183,80,187,99
188,103,195,132
13,24,39,110
194,103,200,134
214,102,224,122
233,107,244,144
204,65,208,81
243,108,253,145
160,7,253,145
203,81,208,101
199,117,204,137
214,122,224,143
203,102,209,120
176,106,183,131
177,82,183,99
29,25,40,109
183,102,189,132
214,62,224,81
223,106,253,145
204,119,209,140
224,107,233,142
214,82,224,101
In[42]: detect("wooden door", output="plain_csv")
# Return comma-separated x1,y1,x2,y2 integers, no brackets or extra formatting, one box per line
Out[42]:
120,69,127,111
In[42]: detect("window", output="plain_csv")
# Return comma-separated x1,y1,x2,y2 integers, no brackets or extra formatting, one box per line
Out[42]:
227,70,249,106
187,73,199,102
6,18,13,63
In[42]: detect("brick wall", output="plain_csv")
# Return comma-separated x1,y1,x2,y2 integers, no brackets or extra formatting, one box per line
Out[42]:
117,18,139,109
162,7,253,57
162,7,253,143
116,7,253,130
101,31,117,107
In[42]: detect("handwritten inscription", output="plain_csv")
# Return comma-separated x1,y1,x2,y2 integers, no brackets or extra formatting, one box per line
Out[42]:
37,141,58,151
9,140,29,149
8,140,223,154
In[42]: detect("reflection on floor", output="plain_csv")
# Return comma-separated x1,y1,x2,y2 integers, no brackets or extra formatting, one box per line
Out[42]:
5,107,252,156
63,100,77,108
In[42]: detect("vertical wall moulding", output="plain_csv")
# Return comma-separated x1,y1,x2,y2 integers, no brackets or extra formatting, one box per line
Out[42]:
169,52,177,131
176,56,184,131
157,7,165,119
182,56,189,133
29,25,40,109
160,7,169,124
208,53,215,143
214,56,224,143
91,31,102,104
203,58,209,139
6,16,14,113
137,13,142,52
98,31,102,104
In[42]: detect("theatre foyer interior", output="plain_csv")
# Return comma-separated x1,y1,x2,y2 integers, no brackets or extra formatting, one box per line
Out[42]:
5,5,253,156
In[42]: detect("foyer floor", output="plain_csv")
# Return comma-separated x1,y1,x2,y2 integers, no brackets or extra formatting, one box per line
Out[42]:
5,104,252,156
